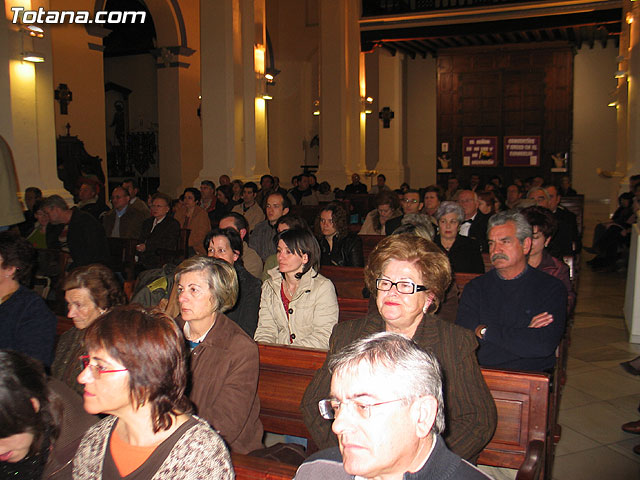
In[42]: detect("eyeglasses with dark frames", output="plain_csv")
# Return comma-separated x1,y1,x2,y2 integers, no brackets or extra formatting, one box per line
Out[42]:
375,278,427,295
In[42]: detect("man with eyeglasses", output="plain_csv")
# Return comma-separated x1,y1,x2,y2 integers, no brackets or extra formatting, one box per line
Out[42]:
295,332,490,480
385,189,427,235
136,192,181,270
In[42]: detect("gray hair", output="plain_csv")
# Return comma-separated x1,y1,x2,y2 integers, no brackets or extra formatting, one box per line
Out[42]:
487,210,532,244
527,187,549,202
329,332,445,436
41,195,69,211
175,256,238,313
434,201,464,223
395,214,436,240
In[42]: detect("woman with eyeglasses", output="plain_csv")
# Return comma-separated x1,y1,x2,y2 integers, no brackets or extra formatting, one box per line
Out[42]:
73,305,233,479
301,234,497,462
433,201,484,274
314,202,364,267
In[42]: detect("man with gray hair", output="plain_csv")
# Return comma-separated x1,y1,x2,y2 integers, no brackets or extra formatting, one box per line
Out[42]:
456,211,567,372
295,332,490,480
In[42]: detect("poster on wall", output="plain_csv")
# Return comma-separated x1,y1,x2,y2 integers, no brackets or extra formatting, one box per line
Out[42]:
462,137,498,167
504,136,540,167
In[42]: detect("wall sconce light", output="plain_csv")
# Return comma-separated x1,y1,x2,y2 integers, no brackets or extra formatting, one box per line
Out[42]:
264,67,280,84
22,52,45,62
262,93,273,100
25,25,44,38
363,96,374,114
627,13,634,24
313,100,320,116
615,70,627,79
608,100,618,107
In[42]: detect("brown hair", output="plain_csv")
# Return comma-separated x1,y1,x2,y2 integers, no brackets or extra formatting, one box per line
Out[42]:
364,234,451,313
314,202,349,238
62,264,127,310
83,305,192,432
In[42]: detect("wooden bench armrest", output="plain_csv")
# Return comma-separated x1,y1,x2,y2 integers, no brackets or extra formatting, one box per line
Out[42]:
515,439,544,480
232,453,297,480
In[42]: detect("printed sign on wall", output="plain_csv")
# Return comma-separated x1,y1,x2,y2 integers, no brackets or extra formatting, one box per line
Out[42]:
462,137,498,167
504,136,540,167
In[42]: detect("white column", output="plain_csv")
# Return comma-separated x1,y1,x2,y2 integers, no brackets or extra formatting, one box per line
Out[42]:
199,0,236,183
317,0,362,188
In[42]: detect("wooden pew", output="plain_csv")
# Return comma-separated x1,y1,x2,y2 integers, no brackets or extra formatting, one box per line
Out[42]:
319,265,366,299
255,344,549,480
454,272,481,293
360,234,385,258
337,297,369,322
232,453,297,480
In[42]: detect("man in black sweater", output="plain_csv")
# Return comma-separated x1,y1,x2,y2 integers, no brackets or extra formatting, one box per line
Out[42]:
456,211,567,372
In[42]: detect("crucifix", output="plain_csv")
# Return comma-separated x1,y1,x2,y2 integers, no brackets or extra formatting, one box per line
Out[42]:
379,106,394,128
55,83,73,115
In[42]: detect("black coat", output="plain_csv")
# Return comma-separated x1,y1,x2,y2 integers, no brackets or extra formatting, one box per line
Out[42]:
138,216,181,269
319,232,364,267
467,212,489,253
226,262,261,337
548,207,580,258
435,234,485,274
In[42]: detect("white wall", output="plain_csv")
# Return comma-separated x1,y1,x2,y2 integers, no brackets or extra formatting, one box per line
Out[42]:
573,45,618,201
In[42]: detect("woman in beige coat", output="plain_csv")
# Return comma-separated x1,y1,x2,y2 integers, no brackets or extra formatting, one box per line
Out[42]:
254,228,338,349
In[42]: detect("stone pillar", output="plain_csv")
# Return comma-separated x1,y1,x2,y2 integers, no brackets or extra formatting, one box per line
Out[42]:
198,0,266,185
626,2,640,181
316,0,362,188
1,1,66,202
375,49,404,188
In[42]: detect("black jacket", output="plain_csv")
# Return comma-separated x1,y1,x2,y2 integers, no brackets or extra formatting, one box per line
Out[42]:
434,234,485,274
226,262,262,337
138,215,181,269
548,206,581,258
319,232,364,267
467,212,489,253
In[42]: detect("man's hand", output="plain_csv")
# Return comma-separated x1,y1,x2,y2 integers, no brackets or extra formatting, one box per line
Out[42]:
529,312,554,328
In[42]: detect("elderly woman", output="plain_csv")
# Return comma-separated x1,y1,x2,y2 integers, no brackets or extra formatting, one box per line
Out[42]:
255,228,339,349
358,191,402,235
434,202,484,274
51,264,126,395
0,232,57,367
173,187,211,255
205,227,261,337
0,350,96,479
175,256,263,453
73,306,233,478
301,234,497,461
521,206,576,313
314,202,364,267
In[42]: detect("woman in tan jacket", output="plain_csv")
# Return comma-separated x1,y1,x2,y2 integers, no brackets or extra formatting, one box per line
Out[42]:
254,228,339,349
173,187,211,255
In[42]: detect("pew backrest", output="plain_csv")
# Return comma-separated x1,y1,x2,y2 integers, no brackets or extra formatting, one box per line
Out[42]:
232,453,298,480
454,272,481,293
337,297,369,322
319,265,365,299
255,344,549,479
360,234,385,258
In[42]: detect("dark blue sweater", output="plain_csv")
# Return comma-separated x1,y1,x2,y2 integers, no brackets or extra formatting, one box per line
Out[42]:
0,285,57,367
456,266,567,372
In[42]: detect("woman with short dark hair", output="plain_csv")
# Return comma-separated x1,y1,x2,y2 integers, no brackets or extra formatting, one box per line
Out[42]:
0,350,97,479
314,202,364,267
73,305,233,478
204,227,261,337
255,228,338,348
0,232,57,367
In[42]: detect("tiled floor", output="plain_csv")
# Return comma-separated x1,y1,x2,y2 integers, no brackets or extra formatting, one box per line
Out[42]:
551,201,640,480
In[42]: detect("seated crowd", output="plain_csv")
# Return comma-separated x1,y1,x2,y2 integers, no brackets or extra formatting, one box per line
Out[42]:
0,172,582,479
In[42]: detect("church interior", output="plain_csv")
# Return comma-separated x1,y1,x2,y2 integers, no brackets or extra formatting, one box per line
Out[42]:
2,0,640,478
